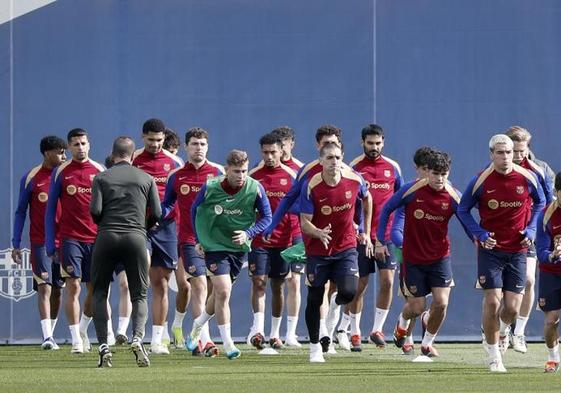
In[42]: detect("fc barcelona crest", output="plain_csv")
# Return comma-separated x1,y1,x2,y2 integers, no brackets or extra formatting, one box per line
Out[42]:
516,186,524,194
384,169,391,178
163,163,171,172
280,178,288,186
441,202,449,210
0,248,35,302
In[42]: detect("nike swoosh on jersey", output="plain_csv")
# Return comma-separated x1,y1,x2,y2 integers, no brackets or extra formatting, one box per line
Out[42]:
553,224,561,230
179,176,187,180
65,176,73,180
37,183,46,187
416,199,424,202
486,189,496,193
319,198,328,202
225,198,235,203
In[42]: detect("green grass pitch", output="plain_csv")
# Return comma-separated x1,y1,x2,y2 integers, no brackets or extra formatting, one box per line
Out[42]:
0,343,559,392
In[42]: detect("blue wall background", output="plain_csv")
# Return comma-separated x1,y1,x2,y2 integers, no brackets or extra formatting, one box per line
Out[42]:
1,0,559,343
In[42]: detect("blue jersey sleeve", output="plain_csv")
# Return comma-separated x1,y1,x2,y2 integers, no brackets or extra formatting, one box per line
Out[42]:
44,167,62,256
12,173,33,249
535,210,551,263
161,173,178,219
523,173,546,241
457,175,488,243
451,189,474,240
246,183,273,239
376,182,414,245
298,178,315,216
390,206,405,247
190,183,207,244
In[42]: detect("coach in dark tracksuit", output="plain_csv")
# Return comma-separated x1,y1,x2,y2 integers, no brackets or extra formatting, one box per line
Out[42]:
90,136,161,367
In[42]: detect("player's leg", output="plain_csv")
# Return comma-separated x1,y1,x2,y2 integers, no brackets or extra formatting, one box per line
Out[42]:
79,242,95,352
115,269,131,345
305,255,330,362
269,249,289,348
498,251,526,354
149,265,173,354
512,253,536,353
30,245,55,349
247,247,268,349
211,273,238,358
285,260,303,347
544,309,561,372
171,258,190,349
370,244,397,348
347,276,369,352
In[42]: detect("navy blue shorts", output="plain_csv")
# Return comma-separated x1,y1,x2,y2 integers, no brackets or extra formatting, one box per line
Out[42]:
248,247,290,278
477,247,526,293
60,239,93,282
538,270,561,312
290,236,305,274
305,248,359,288
180,243,206,279
146,220,178,270
357,243,398,277
402,257,452,297
206,251,246,282
527,243,537,258
30,244,64,289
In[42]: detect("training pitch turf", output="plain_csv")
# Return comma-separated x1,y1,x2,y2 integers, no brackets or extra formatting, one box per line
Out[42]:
0,343,559,392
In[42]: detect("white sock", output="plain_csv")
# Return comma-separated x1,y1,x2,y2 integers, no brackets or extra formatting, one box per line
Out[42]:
487,343,501,359
422,311,430,326
350,312,362,336
406,334,414,345
286,316,298,337
152,325,164,345
163,323,170,341
499,318,510,336
514,316,529,336
547,344,560,362
50,318,58,333
422,331,436,347
69,324,81,344
117,317,130,336
319,318,328,338
326,293,341,336
107,319,114,337
270,316,282,339
200,322,211,346
218,323,234,350
338,313,351,332
194,311,214,328
372,308,389,333
40,319,52,340
79,314,92,335
398,313,410,330
173,310,186,329
252,311,265,334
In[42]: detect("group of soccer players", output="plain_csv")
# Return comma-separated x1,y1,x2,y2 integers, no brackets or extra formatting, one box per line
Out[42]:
11,120,561,373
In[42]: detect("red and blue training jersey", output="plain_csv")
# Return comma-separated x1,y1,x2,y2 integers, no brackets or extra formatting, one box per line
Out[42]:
536,202,561,275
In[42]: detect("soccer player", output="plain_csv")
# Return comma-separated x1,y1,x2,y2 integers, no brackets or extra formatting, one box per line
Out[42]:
246,133,297,349
90,136,161,368
132,119,184,354
376,150,462,358
299,142,373,363
12,136,67,350
457,134,545,372
45,128,105,353
162,127,190,349
536,172,561,373
271,126,305,346
162,127,224,356
263,125,343,352
505,126,554,353
186,150,272,359
345,124,403,351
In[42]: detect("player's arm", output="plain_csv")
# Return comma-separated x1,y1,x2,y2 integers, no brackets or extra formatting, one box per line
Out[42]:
359,185,374,257
535,210,559,263
375,184,410,261
44,168,62,257
242,183,273,242
89,176,103,224
160,173,178,219
451,189,474,240
190,183,207,245
456,175,489,244
11,174,32,263
146,177,162,229
298,179,331,249
389,206,405,247
522,174,546,241
541,172,554,205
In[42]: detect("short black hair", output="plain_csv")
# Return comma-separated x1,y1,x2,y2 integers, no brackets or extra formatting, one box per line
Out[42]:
361,124,384,141
271,126,295,141
185,127,209,145
40,136,67,155
163,128,180,151
104,155,114,169
315,124,342,143
259,133,282,147
555,172,561,191
142,118,166,134
413,146,434,167
427,151,451,173
112,136,135,159
67,128,88,142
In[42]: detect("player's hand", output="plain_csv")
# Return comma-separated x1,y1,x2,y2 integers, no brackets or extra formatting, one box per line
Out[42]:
375,244,389,262
262,226,273,243
11,249,22,264
316,223,332,250
149,222,160,232
232,230,248,245
51,250,60,264
364,238,374,258
519,231,532,248
550,239,561,262
480,232,496,250
195,243,205,257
